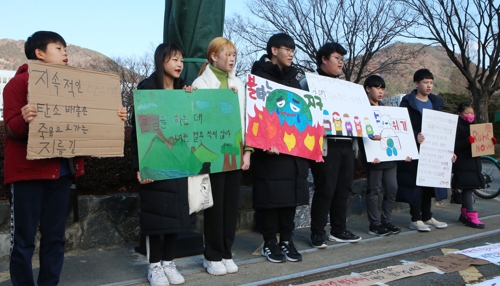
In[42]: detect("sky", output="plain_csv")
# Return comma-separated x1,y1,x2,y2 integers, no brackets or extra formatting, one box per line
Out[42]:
0,0,245,58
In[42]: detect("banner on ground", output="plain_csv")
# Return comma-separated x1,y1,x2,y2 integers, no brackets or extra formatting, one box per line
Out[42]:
305,73,379,138
416,109,458,188
27,61,124,159
453,243,500,265
134,89,242,181
245,74,324,161
362,106,419,162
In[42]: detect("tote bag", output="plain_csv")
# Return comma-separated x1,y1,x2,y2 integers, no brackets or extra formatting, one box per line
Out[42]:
188,174,213,214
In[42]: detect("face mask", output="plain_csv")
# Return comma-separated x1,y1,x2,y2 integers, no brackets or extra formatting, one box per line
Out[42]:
463,114,475,123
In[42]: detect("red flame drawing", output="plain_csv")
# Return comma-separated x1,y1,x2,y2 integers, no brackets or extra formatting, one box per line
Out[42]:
246,105,324,161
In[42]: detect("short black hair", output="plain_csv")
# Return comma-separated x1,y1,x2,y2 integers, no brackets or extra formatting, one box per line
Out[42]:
363,75,386,90
457,101,473,113
154,43,185,89
316,42,347,68
25,31,66,60
266,33,295,56
413,68,434,83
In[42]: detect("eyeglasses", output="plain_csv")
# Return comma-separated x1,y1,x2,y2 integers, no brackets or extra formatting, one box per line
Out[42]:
279,47,295,55
332,55,344,62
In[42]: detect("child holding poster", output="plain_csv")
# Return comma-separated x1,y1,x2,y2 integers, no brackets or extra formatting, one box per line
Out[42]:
452,102,494,229
251,33,309,263
360,75,403,236
192,37,251,275
4,31,127,286
396,69,451,232
131,43,194,286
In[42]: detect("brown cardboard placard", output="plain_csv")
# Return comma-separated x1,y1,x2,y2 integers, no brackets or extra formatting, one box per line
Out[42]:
27,61,124,159
359,262,437,284
470,123,495,157
445,253,490,265
296,275,374,286
417,255,471,273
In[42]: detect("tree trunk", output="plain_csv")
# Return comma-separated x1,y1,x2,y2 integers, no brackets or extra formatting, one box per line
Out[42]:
472,88,489,123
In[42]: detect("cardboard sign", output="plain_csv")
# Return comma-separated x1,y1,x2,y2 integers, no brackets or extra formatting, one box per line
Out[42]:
27,61,124,159
305,73,379,138
470,123,495,157
416,109,458,188
362,106,419,162
134,89,242,181
417,255,472,273
296,275,373,286
359,262,437,284
246,74,324,161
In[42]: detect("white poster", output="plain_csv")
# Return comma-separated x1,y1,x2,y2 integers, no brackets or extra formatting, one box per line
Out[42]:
305,73,378,137
416,109,458,188
453,243,500,265
362,106,419,162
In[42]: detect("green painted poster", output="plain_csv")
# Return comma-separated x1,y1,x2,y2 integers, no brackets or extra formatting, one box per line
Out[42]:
133,89,242,180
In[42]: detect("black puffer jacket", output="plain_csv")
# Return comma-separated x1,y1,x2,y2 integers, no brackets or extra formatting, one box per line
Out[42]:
396,89,448,204
250,55,310,208
131,73,192,235
451,117,485,189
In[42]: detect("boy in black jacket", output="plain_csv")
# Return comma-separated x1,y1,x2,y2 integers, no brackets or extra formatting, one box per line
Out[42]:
397,69,452,232
251,33,309,263
300,42,362,248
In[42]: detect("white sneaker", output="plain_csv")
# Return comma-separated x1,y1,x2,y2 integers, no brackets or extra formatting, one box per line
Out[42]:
409,220,431,232
424,217,448,229
162,261,185,285
148,264,170,286
222,258,238,274
203,259,227,276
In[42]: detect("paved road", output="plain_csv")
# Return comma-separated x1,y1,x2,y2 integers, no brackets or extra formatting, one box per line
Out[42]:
0,195,498,285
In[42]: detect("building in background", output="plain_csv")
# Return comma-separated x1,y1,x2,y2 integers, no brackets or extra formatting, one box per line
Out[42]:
0,70,17,121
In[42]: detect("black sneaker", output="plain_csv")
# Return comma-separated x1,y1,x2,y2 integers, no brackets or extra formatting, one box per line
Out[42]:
261,239,286,263
368,225,390,236
279,239,302,262
382,223,401,234
310,234,327,249
327,230,362,243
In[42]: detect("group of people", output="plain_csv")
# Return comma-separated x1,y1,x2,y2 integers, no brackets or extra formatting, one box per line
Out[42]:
2,30,491,286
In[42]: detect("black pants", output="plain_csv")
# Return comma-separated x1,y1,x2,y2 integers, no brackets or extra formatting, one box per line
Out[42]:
310,141,353,235
203,170,241,261
10,176,71,286
260,207,296,242
147,234,178,263
409,187,433,222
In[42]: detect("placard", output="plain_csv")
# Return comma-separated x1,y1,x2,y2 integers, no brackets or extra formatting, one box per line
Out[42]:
453,243,500,264
305,73,379,137
470,123,495,157
359,262,437,284
134,89,242,181
362,106,419,162
416,109,458,188
246,74,324,161
27,61,124,159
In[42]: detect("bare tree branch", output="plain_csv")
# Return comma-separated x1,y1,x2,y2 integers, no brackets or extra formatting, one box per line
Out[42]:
401,0,500,123
225,0,420,83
